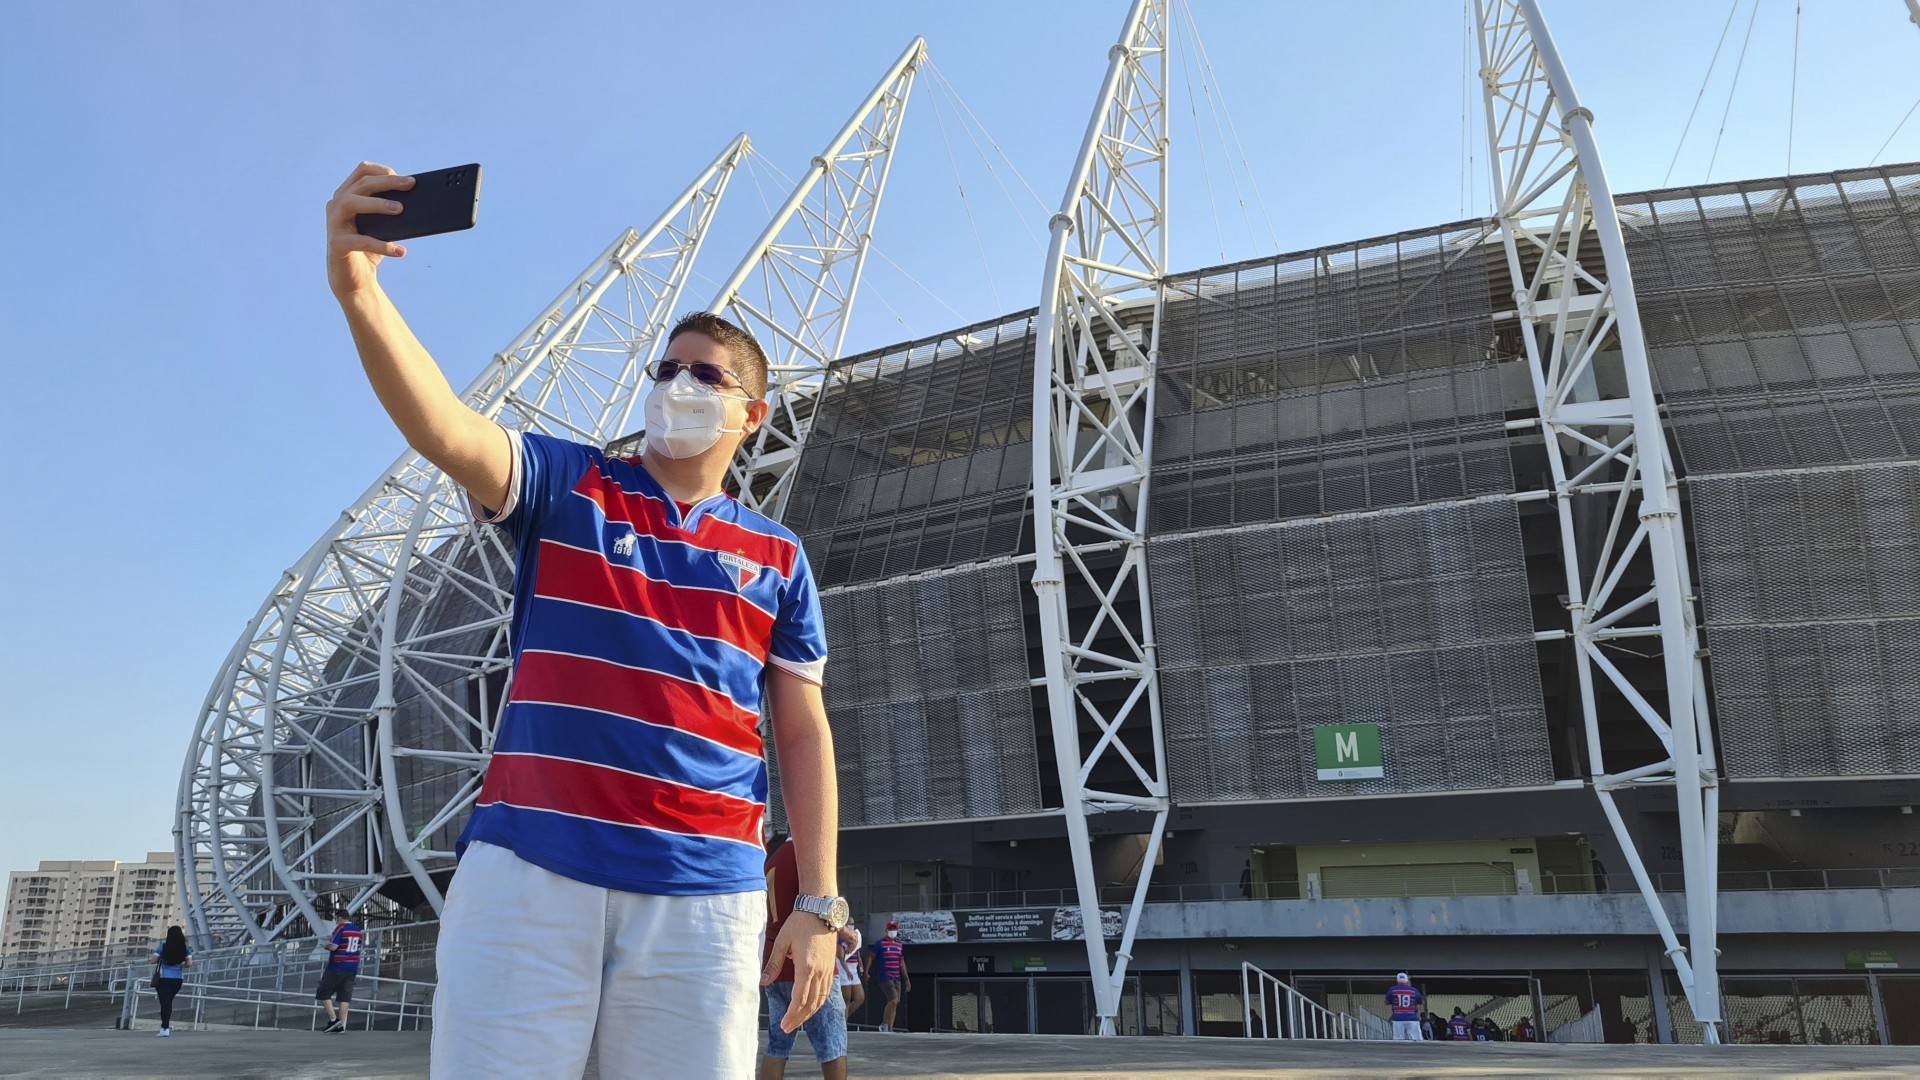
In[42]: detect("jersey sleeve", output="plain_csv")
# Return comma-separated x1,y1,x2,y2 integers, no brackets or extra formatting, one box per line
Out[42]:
468,429,598,549
767,546,828,685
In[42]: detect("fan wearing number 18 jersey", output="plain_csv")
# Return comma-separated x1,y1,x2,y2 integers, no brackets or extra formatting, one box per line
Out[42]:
1386,973,1425,1040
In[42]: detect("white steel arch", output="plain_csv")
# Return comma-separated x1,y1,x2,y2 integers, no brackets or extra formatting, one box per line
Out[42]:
1475,0,1723,1041
710,37,925,521
1031,0,1170,1037
177,137,748,944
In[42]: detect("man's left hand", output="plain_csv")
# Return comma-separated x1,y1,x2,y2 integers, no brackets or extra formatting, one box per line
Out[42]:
761,917,837,1033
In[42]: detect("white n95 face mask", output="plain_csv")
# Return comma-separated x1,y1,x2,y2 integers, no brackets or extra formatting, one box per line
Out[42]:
643,371,745,459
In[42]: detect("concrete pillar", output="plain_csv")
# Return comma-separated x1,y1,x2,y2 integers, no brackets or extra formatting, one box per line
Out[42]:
1179,945,1195,1037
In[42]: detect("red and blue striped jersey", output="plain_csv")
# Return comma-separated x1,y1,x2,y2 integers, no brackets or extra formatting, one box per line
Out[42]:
328,924,362,972
1386,985,1423,1020
870,938,905,980
459,431,828,894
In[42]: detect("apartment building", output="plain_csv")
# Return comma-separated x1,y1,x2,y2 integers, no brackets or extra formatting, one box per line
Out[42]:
2,851,186,966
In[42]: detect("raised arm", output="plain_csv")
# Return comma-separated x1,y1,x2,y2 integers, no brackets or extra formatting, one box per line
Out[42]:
325,162,512,511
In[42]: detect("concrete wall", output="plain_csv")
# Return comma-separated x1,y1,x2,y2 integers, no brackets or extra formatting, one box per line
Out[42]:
1294,838,1544,895
1135,888,1920,940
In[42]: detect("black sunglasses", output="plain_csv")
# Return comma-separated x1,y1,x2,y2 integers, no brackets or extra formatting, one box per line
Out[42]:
645,359,749,393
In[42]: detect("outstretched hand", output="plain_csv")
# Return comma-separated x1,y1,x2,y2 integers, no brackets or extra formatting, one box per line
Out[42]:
325,162,415,299
761,918,838,1033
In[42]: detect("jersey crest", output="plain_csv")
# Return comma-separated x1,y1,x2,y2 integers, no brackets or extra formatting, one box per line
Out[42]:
717,549,763,591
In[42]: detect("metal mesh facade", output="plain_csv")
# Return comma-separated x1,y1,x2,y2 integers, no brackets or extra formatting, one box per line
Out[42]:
1152,501,1551,800
787,314,1037,589
792,563,1041,828
1688,465,1920,777
1147,227,1548,800
1152,227,1511,531
1622,165,1920,778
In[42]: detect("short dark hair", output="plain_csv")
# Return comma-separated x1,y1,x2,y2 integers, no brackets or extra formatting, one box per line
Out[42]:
666,311,769,398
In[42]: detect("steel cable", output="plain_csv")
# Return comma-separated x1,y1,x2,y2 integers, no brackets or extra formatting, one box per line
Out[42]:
1664,0,1743,186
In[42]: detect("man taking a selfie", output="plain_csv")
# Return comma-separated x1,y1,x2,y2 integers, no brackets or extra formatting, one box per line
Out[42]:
325,161,845,1078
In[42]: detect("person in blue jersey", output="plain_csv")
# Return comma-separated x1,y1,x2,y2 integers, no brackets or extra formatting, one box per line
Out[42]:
315,910,362,1033
1384,972,1424,1040
868,922,910,1032
1448,1007,1472,1041
149,925,192,1037
327,163,845,1079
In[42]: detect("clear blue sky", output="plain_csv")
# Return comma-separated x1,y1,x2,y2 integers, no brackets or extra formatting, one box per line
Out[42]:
1,1,1915,898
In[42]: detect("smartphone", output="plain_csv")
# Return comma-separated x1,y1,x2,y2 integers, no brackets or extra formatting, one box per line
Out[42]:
355,163,481,242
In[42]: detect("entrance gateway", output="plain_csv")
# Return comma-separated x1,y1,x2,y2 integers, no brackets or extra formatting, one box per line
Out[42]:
1291,973,1544,1035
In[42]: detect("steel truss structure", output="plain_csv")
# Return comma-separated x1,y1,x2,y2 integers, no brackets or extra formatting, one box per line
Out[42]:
1031,0,1172,1036
176,137,748,944
1475,0,1723,1040
715,38,926,521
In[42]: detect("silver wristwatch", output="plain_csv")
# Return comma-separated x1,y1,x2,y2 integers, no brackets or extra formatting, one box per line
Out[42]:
793,894,850,931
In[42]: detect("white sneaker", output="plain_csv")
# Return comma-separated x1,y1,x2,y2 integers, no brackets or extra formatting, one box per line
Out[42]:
156,1028,170,1037
877,1024,889,1032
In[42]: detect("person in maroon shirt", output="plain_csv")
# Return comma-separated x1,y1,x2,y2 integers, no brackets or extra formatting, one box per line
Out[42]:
761,835,848,1079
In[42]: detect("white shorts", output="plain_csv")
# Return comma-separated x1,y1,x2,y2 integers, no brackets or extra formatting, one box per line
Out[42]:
430,841,763,1079
1392,1019,1422,1040
834,964,860,989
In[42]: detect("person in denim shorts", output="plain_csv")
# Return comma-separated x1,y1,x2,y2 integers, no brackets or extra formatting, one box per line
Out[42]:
761,835,848,1079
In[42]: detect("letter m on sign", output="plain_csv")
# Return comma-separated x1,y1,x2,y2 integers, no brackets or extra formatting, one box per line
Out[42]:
1313,724,1383,782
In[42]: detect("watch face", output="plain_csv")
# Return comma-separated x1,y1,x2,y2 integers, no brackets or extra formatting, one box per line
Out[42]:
827,897,850,928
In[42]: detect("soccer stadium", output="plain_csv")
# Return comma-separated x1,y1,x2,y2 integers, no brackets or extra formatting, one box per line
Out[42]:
172,0,1920,1047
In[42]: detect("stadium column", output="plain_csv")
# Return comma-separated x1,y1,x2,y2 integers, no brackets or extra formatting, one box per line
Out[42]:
1031,0,1172,1036
1475,0,1723,1041
708,39,926,521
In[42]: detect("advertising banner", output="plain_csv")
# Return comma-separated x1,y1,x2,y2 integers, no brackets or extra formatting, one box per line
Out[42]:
892,906,1123,944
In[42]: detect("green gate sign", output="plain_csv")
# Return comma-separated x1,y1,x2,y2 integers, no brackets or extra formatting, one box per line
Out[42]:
1313,723,1383,781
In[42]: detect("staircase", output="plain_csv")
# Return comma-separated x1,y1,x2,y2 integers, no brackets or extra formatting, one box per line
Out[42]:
1241,963,1391,1040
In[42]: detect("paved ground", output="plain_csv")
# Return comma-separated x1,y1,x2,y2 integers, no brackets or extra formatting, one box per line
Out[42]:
2,1028,1918,1079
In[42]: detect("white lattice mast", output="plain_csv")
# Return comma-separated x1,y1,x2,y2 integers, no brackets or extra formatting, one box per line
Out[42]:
708,38,925,521
1475,0,1723,1041
177,137,748,944
1030,0,1170,1037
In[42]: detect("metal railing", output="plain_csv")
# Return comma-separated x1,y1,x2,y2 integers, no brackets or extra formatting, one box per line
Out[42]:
1548,1006,1606,1043
1241,962,1389,1041
854,866,1920,914
4,921,441,1024
123,970,434,1032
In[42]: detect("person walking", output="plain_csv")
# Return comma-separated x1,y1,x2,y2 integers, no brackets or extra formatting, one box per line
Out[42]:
149,926,192,1037
1384,973,1424,1040
1448,1007,1472,1041
314,910,362,1033
835,924,865,1022
868,922,910,1032
326,162,843,1078
759,832,848,1079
